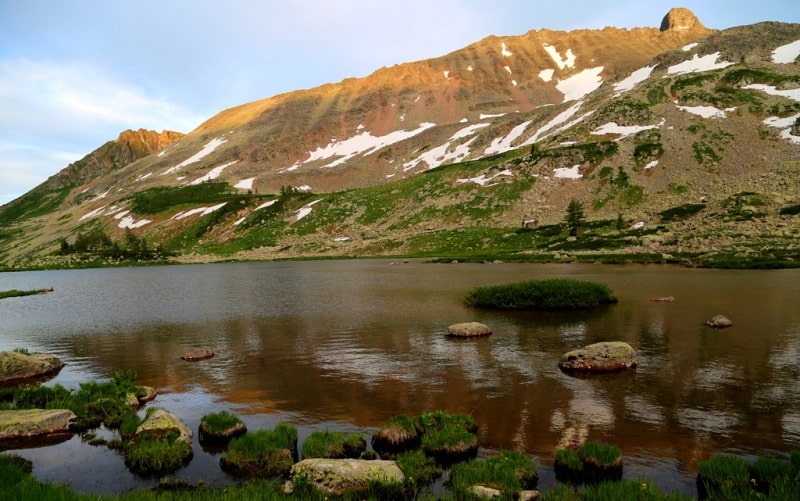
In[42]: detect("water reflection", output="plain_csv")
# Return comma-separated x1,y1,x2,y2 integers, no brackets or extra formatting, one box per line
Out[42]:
1,261,799,496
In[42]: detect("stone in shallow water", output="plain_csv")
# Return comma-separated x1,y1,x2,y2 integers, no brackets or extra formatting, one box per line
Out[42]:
706,315,732,328
446,322,492,338
290,458,404,496
0,409,76,440
558,341,637,372
0,351,64,385
181,348,214,361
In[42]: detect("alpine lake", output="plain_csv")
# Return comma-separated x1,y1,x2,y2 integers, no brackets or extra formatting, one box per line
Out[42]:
1,259,799,497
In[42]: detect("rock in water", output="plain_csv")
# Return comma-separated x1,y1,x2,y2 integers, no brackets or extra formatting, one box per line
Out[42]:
706,315,733,328
291,458,404,496
0,409,76,440
0,351,64,385
181,348,214,361
446,322,492,338
558,342,637,372
135,409,193,444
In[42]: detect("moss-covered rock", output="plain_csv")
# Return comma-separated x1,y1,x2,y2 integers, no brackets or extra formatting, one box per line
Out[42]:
135,409,192,444
0,351,64,385
446,322,492,338
0,409,76,440
290,458,405,497
558,342,637,372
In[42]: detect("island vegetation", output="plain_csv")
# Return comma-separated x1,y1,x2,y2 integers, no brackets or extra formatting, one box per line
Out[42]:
464,278,617,310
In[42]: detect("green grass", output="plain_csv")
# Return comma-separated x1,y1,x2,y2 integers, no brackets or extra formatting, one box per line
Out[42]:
200,411,243,434
129,182,240,214
578,441,622,466
449,450,537,498
220,425,298,478
0,288,51,299
123,434,193,476
464,278,617,310
301,430,346,459
697,454,751,498
395,449,443,485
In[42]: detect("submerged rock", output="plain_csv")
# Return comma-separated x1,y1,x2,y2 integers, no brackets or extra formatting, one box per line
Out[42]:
446,322,492,338
0,350,64,385
290,458,404,496
558,342,638,372
706,315,733,328
181,348,214,361
0,409,76,440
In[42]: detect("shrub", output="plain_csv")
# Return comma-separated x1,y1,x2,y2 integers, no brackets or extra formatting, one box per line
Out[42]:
464,278,617,310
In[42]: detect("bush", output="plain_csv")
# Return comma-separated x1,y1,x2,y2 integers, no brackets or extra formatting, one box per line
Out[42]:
464,278,617,310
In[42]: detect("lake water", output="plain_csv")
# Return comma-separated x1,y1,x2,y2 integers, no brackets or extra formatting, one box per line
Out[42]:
1,260,799,496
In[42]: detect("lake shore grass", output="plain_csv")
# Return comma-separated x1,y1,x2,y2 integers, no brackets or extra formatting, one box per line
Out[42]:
0,287,52,299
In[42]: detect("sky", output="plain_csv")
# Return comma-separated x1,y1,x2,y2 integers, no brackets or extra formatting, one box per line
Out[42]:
1,1,798,206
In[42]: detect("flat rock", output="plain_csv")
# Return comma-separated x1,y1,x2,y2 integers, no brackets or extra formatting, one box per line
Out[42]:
0,409,76,440
558,342,638,372
291,458,404,496
446,322,492,338
0,351,64,385
135,409,193,444
181,348,214,361
706,315,733,328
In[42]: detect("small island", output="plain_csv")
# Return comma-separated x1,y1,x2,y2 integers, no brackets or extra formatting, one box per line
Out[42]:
464,278,617,310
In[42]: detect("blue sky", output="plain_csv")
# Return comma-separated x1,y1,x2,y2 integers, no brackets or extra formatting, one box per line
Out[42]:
1,1,798,205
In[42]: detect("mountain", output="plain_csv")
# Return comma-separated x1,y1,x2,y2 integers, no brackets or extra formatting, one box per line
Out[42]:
1,8,799,269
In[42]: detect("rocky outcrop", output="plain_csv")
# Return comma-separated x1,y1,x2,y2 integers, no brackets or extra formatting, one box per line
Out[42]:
290,458,404,496
0,409,76,440
135,409,193,444
558,342,638,372
706,315,733,328
660,7,707,32
0,351,64,385
446,322,492,338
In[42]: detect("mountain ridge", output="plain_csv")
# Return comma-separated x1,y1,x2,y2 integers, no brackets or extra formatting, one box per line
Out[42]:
1,9,799,269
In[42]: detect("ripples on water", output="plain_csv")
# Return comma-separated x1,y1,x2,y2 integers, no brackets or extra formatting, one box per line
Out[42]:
2,261,800,496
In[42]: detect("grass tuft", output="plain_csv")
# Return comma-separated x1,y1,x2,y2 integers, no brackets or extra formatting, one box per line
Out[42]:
464,278,617,310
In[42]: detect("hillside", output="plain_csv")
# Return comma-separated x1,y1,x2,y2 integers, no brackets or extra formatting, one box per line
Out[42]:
1,9,799,269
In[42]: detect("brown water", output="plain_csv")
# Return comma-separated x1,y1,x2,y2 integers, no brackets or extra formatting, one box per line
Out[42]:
1,260,799,496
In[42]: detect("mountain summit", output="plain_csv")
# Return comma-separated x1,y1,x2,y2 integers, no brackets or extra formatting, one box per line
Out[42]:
1,9,799,268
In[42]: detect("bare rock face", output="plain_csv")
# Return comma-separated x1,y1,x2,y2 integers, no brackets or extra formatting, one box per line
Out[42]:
660,7,706,32
0,409,76,440
0,351,64,385
558,342,638,372
290,458,405,496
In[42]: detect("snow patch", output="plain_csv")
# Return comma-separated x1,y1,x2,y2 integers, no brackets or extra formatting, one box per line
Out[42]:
645,160,659,170
484,121,532,155
539,68,554,82
135,172,153,182
501,42,513,57
173,202,228,220
543,44,576,69
403,122,490,171
613,66,655,95
676,104,736,119
763,113,800,145
553,165,582,179
443,70,450,79
744,83,800,103
591,122,660,139
467,65,473,71
294,200,321,221
163,137,228,175
303,122,436,169
556,67,604,102
682,42,699,52
79,206,107,221
456,169,514,187
667,52,733,75
235,177,255,190
190,160,237,185
772,39,800,64
479,113,505,119
630,221,645,230
504,65,512,75
296,185,312,192
117,216,151,229
523,101,592,146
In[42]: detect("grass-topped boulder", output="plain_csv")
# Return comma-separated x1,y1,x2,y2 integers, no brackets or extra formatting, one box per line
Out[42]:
371,414,420,456
220,423,298,478
555,440,623,484
415,410,479,463
449,450,538,499
464,278,617,310
123,408,193,476
199,410,247,443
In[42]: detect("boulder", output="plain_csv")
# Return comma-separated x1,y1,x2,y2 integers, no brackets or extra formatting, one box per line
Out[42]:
136,386,158,403
135,409,193,444
446,322,492,338
471,484,502,498
650,296,676,302
0,409,76,440
181,348,214,361
0,350,64,385
290,458,404,496
558,342,638,372
706,315,733,328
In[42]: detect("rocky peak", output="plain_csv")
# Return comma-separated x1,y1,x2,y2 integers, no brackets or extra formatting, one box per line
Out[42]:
660,7,705,32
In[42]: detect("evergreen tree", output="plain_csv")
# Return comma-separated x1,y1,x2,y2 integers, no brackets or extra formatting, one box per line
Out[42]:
565,199,585,237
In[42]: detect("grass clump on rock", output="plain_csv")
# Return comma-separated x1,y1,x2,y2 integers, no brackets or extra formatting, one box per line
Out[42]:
301,430,346,459
464,278,617,310
198,410,246,442
449,450,537,498
220,424,298,478
371,414,420,456
415,410,479,463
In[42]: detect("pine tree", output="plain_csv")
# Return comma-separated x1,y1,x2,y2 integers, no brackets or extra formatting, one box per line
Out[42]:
565,199,585,237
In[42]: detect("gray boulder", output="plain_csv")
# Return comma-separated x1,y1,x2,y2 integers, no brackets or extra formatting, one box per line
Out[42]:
446,322,492,338
135,409,193,444
0,409,76,440
0,351,64,385
559,342,638,372
706,315,733,328
290,458,404,496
